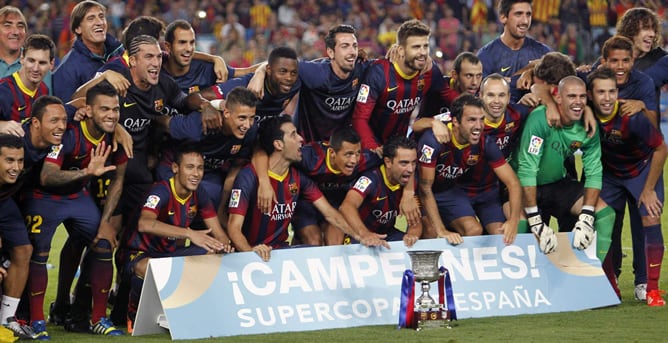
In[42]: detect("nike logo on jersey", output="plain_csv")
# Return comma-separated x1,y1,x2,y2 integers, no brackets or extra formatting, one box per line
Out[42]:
500,66,511,72
17,105,26,111
387,86,398,92
376,196,388,201
123,101,137,108
649,263,661,268
168,210,175,215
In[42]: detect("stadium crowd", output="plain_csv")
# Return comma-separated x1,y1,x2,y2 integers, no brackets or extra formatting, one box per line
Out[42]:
0,0,666,341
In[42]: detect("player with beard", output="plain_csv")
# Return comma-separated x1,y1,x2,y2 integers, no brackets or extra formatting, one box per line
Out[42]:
201,46,301,123
292,127,382,245
0,35,53,136
227,115,387,262
588,67,666,306
123,142,233,328
477,0,551,103
351,19,448,155
515,76,615,263
22,82,128,338
339,136,422,247
53,0,124,102
417,94,522,244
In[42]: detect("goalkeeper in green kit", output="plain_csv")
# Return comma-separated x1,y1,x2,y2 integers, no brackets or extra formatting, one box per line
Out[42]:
514,76,614,265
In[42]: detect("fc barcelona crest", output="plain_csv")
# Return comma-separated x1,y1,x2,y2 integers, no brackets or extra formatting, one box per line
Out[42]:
569,141,582,150
289,183,298,194
154,99,164,112
504,122,515,132
417,79,425,91
352,78,359,88
187,205,197,218
466,154,479,166
188,86,200,94
230,145,241,154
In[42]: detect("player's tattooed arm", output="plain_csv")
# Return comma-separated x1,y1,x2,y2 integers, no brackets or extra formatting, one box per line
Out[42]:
40,142,117,187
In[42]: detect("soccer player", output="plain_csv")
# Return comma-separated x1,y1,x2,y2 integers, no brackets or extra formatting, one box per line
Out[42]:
53,0,124,102
588,67,666,306
22,83,128,338
156,86,259,210
201,46,301,122
293,126,382,245
0,96,68,339
0,6,52,91
515,76,614,260
123,142,233,327
351,19,446,155
0,34,53,136
417,94,521,244
339,135,422,247
477,0,551,103
227,115,387,261
0,134,38,339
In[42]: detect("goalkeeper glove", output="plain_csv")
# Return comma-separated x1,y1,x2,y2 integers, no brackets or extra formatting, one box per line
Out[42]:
572,207,595,250
526,209,558,254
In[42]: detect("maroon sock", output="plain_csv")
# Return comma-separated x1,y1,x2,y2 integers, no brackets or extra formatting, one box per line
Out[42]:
28,261,48,322
86,253,113,323
645,224,664,292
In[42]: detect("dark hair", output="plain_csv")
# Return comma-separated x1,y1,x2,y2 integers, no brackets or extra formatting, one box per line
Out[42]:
268,46,298,67
165,19,192,44
22,34,55,61
0,134,24,151
128,35,159,57
174,141,202,165
498,0,532,17
616,7,661,49
450,93,485,122
258,115,293,155
601,35,634,59
324,24,356,51
453,52,480,74
383,136,416,160
225,87,259,110
31,96,64,121
396,19,430,46
122,16,165,49
480,73,508,93
329,126,360,151
86,80,118,105
70,0,105,37
586,66,617,91
533,52,575,85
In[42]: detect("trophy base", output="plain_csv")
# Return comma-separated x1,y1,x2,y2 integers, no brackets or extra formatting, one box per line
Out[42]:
413,309,454,331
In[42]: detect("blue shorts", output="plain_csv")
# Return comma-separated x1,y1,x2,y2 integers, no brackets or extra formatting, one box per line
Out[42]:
292,199,323,231
0,198,30,248
434,187,505,227
22,195,101,253
601,168,664,216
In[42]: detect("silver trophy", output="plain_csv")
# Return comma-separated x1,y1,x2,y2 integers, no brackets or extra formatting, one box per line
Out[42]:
407,250,452,330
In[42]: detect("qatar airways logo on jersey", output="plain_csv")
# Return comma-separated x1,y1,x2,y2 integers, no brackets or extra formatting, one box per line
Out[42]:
386,97,421,115
436,164,468,180
269,201,298,221
123,118,151,133
325,96,355,112
372,209,398,225
319,181,347,191
496,135,511,151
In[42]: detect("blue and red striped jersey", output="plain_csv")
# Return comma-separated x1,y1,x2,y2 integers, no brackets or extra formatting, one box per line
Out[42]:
228,164,323,248
0,72,49,122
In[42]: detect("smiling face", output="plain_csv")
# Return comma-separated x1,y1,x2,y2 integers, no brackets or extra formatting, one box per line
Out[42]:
88,94,120,134
75,5,107,46
19,48,52,90
589,77,618,117
632,27,656,55
0,146,23,185
480,78,510,122
500,2,532,40
130,42,162,89
453,104,485,145
166,27,195,68
0,12,26,55
266,57,298,95
327,32,358,77
172,152,204,193
400,35,429,73
223,103,256,139
384,147,417,186
33,104,67,147
556,80,587,125
601,49,633,85
329,141,361,176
